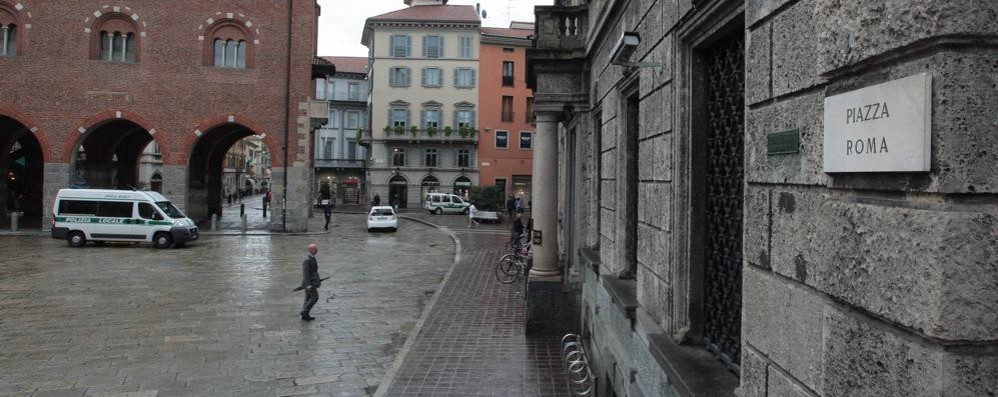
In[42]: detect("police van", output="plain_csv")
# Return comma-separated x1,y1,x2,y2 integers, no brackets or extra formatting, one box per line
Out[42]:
51,189,198,248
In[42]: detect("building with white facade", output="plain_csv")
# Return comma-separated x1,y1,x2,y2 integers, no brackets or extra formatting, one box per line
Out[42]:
314,56,369,205
362,0,481,209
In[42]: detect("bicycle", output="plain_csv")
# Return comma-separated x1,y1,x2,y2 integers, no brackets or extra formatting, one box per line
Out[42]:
495,243,531,284
503,232,529,254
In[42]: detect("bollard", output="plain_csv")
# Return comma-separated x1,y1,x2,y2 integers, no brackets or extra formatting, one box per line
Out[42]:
240,213,247,234
240,203,245,217
10,212,20,232
211,213,217,231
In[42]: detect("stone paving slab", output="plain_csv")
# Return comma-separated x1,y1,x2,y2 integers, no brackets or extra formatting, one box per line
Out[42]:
0,214,454,397
378,212,571,396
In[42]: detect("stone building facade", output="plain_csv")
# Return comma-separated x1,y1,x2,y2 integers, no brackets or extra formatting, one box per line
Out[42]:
527,0,997,396
0,0,326,231
313,56,369,206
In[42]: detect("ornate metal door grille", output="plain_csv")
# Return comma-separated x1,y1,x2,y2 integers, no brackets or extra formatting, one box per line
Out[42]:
701,31,745,373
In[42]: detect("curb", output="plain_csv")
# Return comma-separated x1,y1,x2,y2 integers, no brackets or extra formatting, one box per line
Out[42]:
373,217,460,397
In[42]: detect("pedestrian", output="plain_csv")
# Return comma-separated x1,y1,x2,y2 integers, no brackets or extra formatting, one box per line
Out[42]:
392,194,399,211
299,243,321,321
505,195,516,221
373,194,381,206
510,211,525,250
261,193,268,218
323,202,332,230
467,202,479,228
514,197,522,212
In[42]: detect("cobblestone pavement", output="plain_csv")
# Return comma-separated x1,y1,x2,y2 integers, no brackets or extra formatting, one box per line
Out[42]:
0,214,454,397
380,212,571,396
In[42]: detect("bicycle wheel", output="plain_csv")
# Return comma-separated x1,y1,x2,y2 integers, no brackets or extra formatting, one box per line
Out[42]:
495,256,520,284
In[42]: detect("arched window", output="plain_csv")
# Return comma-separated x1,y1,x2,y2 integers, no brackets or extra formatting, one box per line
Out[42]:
204,20,253,69
91,14,139,63
1,23,15,56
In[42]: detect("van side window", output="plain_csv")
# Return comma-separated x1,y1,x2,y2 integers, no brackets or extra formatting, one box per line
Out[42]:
432,195,440,203
97,201,134,218
441,195,450,203
138,203,162,220
59,200,98,215
452,196,463,204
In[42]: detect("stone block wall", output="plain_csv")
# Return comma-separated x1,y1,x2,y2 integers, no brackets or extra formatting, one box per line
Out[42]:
743,0,998,395
542,0,998,395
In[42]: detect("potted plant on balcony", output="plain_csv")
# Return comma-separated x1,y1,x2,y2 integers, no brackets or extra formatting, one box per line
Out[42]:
410,125,419,138
383,125,392,135
458,126,469,138
426,126,437,137
394,125,405,135
443,126,453,137
470,128,478,138
356,128,363,142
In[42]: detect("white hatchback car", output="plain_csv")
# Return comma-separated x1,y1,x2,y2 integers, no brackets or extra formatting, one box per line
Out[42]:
367,206,398,232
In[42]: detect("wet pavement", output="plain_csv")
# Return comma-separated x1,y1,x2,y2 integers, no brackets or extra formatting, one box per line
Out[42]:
0,214,454,396
378,212,571,397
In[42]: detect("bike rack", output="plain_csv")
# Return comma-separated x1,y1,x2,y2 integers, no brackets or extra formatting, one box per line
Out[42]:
561,334,596,396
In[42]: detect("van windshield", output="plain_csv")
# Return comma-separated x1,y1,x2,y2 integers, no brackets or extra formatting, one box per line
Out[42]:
155,201,186,219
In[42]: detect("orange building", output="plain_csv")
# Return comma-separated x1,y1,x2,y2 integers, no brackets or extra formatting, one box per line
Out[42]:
477,22,535,207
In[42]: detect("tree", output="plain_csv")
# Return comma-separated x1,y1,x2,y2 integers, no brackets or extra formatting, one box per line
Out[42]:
469,185,503,211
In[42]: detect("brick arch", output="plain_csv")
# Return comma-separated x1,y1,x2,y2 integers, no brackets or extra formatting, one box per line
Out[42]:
61,109,165,163
0,106,52,163
0,0,31,56
181,114,281,167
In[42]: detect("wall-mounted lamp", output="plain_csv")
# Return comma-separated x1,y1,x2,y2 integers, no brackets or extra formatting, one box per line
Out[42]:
610,32,662,70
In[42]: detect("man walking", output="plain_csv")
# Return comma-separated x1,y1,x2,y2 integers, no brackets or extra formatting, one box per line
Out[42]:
323,202,332,230
505,195,515,222
300,243,321,321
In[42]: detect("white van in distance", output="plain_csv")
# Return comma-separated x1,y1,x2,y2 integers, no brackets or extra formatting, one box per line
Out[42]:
423,192,471,215
51,189,198,248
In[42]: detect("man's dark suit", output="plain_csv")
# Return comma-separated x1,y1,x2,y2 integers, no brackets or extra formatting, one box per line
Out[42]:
300,253,320,318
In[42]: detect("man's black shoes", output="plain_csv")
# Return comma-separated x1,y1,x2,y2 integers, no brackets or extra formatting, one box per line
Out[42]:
301,314,316,321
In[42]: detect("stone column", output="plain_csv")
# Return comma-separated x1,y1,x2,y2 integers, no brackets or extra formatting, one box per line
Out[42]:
529,111,560,277
42,163,70,230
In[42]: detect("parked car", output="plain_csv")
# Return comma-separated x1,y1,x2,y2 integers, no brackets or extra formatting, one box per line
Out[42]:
367,206,398,232
423,193,471,215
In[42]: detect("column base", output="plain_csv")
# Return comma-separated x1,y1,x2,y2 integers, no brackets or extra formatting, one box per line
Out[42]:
529,268,562,277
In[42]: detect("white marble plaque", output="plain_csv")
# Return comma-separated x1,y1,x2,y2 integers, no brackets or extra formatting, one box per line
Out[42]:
823,73,931,172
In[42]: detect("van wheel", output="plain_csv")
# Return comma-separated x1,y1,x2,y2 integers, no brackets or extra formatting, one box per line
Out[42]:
67,231,86,248
434,208,442,215
153,232,173,249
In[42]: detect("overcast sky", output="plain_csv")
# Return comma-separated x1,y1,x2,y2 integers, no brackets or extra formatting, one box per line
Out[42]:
316,0,553,57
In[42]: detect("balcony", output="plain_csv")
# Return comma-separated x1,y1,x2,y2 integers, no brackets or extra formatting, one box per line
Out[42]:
501,112,515,123
314,159,366,169
526,3,589,110
308,100,329,129
533,5,587,53
502,75,515,87
378,126,479,143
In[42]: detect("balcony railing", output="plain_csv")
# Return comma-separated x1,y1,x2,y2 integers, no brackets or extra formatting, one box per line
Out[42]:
314,159,366,169
534,5,588,51
501,112,515,123
377,127,479,142
502,76,515,87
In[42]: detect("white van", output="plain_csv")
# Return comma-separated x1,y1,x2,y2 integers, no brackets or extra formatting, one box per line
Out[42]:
51,189,198,248
423,192,471,215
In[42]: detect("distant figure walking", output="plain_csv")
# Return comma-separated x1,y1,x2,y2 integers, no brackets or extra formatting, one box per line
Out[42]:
299,243,321,321
467,202,479,228
323,203,332,230
506,195,516,222
514,197,522,213
372,194,381,206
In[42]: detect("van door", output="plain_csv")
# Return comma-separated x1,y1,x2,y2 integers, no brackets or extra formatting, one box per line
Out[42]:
136,202,166,241
450,195,464,212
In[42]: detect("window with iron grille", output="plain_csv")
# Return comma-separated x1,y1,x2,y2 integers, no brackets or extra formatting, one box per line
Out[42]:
1,24,17,56
501,96,514,122
391,147,406,167
424,148,438,167
519,132,532,150
495,130,508,149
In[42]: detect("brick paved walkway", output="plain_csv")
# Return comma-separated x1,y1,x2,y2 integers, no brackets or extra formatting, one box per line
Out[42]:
379,218,570,397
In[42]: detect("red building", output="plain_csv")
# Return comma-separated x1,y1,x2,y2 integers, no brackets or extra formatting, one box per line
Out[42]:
0,0,327,231
477,22,534,207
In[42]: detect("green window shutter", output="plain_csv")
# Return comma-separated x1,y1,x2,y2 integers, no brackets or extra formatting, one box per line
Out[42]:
405,35,412,57
422,36,427,58
421,110,427,129
470,69,477,88
453,69,459,87
438,36,445,58
470,111,476,128
389,68,395,86
453,109,459,128
405,109,411,127
421,67,427,87
387,108,393,127
452,149,458,167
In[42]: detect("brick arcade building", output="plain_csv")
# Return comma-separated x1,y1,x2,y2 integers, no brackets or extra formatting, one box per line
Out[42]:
0,0,328,231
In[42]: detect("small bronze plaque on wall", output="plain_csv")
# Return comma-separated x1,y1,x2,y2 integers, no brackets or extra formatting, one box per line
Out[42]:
533,230,542,245
768,129,800,155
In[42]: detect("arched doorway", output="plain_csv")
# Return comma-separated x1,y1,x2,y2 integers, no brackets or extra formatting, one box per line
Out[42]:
187,124,272,227
0,116,43,227
453,175,472,199
388,174,407,209
420,175,440,207
150,173,163,193
71,119,153,189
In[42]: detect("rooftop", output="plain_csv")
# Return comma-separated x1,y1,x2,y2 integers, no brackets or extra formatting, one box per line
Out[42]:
481,27,534,40
366,4,480,24
322,56,368,75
